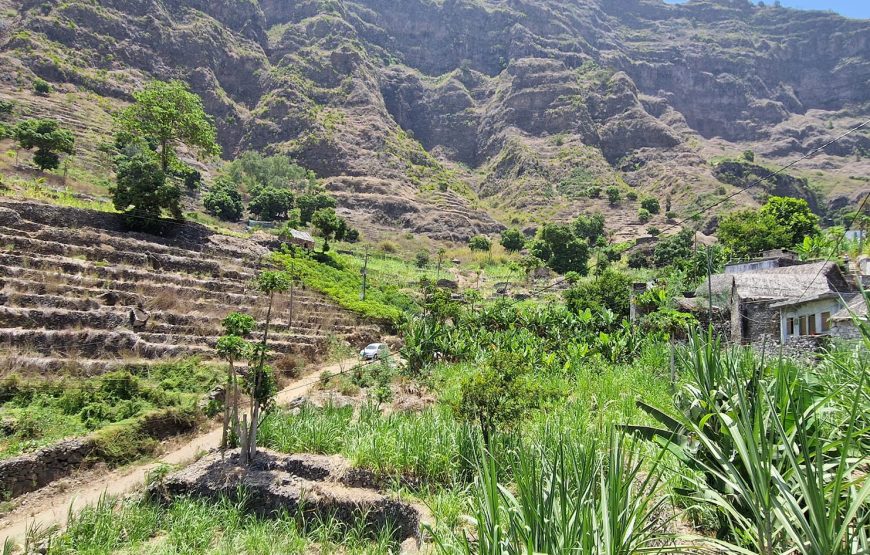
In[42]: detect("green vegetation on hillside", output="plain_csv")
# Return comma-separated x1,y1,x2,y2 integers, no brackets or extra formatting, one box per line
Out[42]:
0,359,219,461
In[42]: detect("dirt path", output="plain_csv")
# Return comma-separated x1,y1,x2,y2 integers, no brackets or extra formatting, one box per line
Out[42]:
0,358,358,547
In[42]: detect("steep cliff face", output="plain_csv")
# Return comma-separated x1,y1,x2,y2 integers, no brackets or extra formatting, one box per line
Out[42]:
1,0,867,239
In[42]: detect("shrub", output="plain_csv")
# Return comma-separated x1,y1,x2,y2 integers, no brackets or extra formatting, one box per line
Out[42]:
640,197,660,214
500,227,525,253
606,186,621,205
0,99,13,117
638,207,651,223
742,149,755,162
33,78,52,95
584,185,601,198
626,191,638,201
564,268,632,317
646,226,660,236
415,250,430,268
665,210,677,220
379,240,398,254
468,235,492,253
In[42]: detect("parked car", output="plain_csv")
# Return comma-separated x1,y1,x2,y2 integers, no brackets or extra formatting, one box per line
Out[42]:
360,342,388,360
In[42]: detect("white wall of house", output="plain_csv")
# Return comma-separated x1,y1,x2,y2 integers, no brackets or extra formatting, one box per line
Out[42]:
779,298,844,343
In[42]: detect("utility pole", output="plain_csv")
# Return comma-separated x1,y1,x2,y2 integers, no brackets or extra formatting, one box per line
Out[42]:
706,246,714,328
360,246,369,301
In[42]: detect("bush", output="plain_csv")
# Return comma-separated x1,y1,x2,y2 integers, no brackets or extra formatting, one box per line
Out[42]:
640,197,660,214
0,99,13,117
626,191,638,201
33,78,52,95
379,240,398,254
585,186,601,199
742,149,755,162
564,268,632,317
665,210,677,220
248,186,294,221
203,179,244,222
646,226,660,236
606,186,621,205
468,235,492,253
638,208,651,223
500,228,525,253
415,250,430,268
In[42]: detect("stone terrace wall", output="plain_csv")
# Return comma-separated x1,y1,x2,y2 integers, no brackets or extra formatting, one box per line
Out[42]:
0,438,96,497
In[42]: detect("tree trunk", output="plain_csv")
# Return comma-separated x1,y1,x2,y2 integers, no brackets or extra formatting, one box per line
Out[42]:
247,291,275,463
160,138,168,172
221,361,233,452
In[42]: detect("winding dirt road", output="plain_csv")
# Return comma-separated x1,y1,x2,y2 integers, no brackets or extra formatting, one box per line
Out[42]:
0,358,357,547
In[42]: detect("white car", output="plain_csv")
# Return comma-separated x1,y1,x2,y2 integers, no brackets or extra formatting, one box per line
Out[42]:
360,343,388,360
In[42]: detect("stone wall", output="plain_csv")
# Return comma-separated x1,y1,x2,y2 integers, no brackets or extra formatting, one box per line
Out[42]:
0,438,96,497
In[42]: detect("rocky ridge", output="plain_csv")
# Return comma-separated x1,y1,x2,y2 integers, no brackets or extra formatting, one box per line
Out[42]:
0,0,868,238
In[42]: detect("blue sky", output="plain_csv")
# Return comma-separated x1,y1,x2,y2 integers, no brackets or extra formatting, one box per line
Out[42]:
664,1,869,19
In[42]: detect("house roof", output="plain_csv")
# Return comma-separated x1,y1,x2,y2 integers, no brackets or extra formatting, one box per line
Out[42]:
287,229,314,243
698,261,851,302
831,294,868,321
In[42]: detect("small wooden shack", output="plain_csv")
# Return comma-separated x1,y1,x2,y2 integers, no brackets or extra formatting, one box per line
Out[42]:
285,228,315,250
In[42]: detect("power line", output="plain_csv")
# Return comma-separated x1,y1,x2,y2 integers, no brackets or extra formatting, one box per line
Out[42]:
661,119,870,236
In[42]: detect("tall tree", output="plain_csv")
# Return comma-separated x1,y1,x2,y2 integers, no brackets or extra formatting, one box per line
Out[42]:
14,119,75,171
118,80,220,172
111,141,180,230
760,196,820,247
311,207,343,252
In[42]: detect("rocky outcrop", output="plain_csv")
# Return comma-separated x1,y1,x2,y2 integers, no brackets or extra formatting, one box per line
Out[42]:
0,0,867,236
713,160,821,213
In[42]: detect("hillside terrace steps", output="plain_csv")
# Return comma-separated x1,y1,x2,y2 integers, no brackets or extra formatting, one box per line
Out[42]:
0,201,381,375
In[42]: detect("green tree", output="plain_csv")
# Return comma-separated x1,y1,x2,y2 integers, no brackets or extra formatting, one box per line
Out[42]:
742,149,755,162
716,209,790,258
248,187,295,221
640,197,661,214
500,228,525,253
573,213,606,244
111,142,180,230
533,224,590,275
469,235,492,253
118,80,220,172
14,119,75,171
311,207,342,252
239,271,291,465
759,195,820,247
216,312,255,450
298,191,337,224
203,177,244,221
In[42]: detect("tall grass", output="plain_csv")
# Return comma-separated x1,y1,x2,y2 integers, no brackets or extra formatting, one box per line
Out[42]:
432,430,679,554
258,403,472,485
630,329,869,554
33,493,400,554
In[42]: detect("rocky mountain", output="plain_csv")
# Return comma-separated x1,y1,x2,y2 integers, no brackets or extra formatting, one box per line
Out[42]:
0,0,868,240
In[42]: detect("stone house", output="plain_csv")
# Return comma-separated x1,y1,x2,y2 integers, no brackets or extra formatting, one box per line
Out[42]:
829,293,869,340
699,259,858,345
